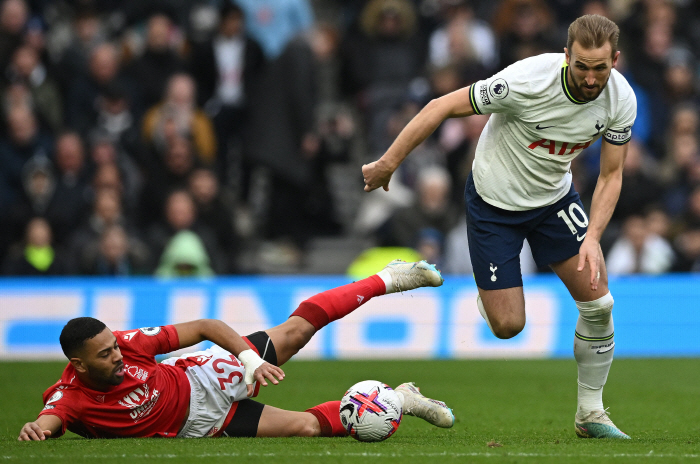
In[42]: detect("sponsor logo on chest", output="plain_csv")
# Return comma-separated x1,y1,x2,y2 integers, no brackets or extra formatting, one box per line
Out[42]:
527,139,592,156
118,383,161,422
124,363,149,381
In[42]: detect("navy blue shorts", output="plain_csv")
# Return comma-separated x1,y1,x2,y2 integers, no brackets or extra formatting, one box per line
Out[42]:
465,173,588,290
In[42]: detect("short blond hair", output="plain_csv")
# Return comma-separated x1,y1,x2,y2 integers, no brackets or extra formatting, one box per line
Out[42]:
567,14,619,57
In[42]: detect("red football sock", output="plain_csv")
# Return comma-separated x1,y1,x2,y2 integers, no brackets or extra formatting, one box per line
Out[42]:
306,401,348,437
290,275,386,330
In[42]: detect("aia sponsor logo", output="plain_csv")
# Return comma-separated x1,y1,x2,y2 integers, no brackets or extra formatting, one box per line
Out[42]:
124,363,149,381
528,139,591,156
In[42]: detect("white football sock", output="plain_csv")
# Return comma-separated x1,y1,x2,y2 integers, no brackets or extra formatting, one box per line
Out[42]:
376,269,393,294
574,292,614,415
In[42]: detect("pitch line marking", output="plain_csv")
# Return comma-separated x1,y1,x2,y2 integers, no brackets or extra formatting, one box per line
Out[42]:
4,451,700,460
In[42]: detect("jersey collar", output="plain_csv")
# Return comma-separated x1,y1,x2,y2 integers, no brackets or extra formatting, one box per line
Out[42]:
560,63,589,105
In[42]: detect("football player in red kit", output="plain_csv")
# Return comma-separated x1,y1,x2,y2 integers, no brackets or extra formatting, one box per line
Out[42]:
18,260,455,441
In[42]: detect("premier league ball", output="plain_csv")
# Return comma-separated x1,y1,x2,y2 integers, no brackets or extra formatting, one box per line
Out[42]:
339,380,402,442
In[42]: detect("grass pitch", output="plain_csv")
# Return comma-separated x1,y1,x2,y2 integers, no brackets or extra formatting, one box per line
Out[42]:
2,358,700,463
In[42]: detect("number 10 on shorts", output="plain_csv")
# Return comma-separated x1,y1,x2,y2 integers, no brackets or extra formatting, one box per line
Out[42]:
557,203,589,241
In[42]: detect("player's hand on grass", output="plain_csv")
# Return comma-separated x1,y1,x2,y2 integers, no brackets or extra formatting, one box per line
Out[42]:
18,422,52,441
577,238,603,291
238,349,285,397
362,159,394,192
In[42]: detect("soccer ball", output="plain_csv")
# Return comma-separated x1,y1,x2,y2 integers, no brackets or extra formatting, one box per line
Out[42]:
339,380,402,442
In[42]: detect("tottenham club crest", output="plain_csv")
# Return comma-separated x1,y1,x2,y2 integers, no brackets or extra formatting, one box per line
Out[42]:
489,78,509,100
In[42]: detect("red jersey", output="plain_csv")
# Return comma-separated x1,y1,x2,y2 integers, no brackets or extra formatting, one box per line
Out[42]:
38,325,190,438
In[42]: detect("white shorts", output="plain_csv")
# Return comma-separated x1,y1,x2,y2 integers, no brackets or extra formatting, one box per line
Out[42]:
161,346,250,438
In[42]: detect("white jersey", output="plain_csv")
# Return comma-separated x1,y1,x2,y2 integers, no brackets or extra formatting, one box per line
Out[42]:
468,53,637,211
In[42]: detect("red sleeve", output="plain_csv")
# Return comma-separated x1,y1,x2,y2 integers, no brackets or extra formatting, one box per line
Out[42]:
115,325,181,356
38,388,79,438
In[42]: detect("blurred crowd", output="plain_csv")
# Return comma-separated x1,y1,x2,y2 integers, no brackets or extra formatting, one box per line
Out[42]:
0,0,699,276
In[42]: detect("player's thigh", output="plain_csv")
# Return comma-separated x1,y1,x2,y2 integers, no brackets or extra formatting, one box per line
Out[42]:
465,175,528,291
256,405,319,437
550,253,609,302
478,285,526,324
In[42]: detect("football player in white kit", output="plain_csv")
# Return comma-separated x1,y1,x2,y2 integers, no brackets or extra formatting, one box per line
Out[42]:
362,15,636,439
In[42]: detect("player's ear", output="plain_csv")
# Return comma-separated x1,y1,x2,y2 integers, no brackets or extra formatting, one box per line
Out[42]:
564,47,570,64
612,50,620,68
70,357,87,373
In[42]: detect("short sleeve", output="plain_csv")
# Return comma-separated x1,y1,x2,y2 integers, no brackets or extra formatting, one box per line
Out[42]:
604,88,637,146
468,60,531,116
115,325,180,357
38,388,78,438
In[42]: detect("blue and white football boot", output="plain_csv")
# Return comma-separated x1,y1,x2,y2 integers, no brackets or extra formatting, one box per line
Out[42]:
381,260,443,293
575,409,630,439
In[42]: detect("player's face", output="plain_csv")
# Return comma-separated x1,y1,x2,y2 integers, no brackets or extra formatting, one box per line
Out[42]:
75,328,125,389
565,41,620,102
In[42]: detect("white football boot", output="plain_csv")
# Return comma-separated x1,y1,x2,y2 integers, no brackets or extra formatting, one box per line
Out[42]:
380,260,443,294
395,382,454,428
575,409,630,439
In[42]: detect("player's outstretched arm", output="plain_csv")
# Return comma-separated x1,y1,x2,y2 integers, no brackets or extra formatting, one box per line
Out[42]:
174,319,285,396
362,85,476,192
578,140,628,290
18,415,61,441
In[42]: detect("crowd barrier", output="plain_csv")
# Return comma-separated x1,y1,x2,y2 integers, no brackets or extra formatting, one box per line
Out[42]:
0,275,697,359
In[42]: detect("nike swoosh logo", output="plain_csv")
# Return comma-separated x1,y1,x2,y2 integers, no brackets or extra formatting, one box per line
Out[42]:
596,343,615,354
536,124,556,130
577,233,587,241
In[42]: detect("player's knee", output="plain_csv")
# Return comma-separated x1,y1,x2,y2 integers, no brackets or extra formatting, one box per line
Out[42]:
293,414,320,437
490,317,525,339
576,292,613,326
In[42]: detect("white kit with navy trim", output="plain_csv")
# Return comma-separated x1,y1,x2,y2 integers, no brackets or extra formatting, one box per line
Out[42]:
467,53,637,211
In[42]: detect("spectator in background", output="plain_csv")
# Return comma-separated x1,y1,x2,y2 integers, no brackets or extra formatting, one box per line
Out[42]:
67,187,147,272
78,223,149,276
381,165,459,249
142,72,217,166
2,156,54,256
49,131,91,243
66,42,138,136
246,26,341,244
660,133,700,217
341,0,425,153
233,0,313,60
146,189,224,273
53,7,106,96
128,13,185,110
4,44,63,132
189,2,265,185
0,105,52,202
92,83,142,160
139,133,198,225
491,0,559,67
607,215,675,275
188,168,239,270
155,229,214,277
611,140,662,225
428,0,497,79
88,133,142,212
1,216,67,275
0,0,28,72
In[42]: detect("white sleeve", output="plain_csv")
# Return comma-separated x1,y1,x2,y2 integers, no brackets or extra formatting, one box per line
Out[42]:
468,60,531,116
603,87,637,145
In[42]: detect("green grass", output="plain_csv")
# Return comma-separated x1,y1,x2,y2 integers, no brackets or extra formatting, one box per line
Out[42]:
2,359,700,463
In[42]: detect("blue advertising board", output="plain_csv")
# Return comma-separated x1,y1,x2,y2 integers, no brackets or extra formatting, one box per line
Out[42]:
0,275,698,359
